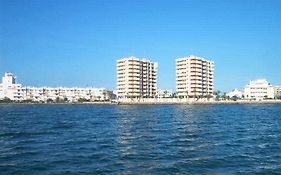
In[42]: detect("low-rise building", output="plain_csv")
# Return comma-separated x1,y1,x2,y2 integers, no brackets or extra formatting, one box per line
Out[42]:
0,73,115,102
226,89,243,99
244,79,274,100
156,89,173,98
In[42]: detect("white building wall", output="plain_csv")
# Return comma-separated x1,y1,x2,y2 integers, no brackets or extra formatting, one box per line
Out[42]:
0,73,24,101
244,79,274,100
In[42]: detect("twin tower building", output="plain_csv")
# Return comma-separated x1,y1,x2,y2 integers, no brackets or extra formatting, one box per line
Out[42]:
117,55,214,99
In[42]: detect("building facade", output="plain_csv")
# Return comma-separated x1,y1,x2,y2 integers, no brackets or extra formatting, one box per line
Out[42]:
0,73,115,102
0,73,24,101
176,55,214,98
244,79,274,100
274,86,281,99
117,57,158,99
21,87,114,102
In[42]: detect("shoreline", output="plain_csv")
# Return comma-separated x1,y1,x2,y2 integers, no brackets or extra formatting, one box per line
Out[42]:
1,100,281,105
117,100,281,105
0,102,115,105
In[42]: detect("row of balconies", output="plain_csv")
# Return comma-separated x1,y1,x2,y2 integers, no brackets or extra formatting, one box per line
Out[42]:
122,89,157,93
117,68,126,71
128,75,140,78
176,69,213,74
176,66,187,70
117,62,125,66
117,70,157,74
127,70,141,74
177,85,188,88
176,72,187,76
189,73,213,77
177,80,187,83
176,75,187,78
178,92,214,96
177,86,213,90
189,66,213,70
128,63,141,66
177,86,187,88
176,63,190,67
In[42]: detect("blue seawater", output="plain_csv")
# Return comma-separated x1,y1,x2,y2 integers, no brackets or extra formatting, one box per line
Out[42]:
0,104,281,174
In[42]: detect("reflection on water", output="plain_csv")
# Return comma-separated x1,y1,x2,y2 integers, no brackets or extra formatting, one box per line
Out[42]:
0,104,281,174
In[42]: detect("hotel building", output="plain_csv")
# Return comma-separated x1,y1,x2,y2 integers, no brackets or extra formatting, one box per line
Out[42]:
176,55,214,98
244,79,274,100
117,57,158,99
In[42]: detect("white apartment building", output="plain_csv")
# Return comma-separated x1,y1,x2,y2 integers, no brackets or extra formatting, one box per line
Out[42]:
0,73,24,101
0,73,115,102
117,57,158,99
226,89,243,99
176,55,214,98
244,79,274,100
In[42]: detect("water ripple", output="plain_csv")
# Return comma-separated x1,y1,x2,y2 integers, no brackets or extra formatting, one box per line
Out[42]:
0,104,281,174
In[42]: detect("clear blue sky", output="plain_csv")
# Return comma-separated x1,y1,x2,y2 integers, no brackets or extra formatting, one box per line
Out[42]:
1,0,281,92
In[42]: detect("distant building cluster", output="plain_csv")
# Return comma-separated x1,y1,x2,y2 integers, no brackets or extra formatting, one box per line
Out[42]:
0,73,115,102
117,55,281,102
117,55,215,100
1,55,280,103
227,79,281,100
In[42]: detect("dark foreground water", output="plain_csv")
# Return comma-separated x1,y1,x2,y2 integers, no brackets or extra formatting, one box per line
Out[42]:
0,104,281,175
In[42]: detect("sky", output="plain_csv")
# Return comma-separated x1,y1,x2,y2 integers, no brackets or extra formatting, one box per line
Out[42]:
0,0,281,92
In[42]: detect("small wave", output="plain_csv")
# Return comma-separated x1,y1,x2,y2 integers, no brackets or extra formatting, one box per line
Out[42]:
0,131,54,138
51,123,74,129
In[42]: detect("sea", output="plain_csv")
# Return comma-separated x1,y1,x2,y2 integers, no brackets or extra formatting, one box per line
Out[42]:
0,104,281,174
